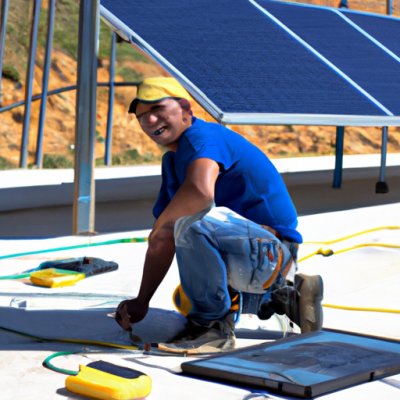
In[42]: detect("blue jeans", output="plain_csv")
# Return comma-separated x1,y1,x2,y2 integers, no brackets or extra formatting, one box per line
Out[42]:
174,207,296,325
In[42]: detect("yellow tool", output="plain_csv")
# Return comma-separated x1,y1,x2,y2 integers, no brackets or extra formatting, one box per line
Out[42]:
66,360,152,400
29,268,85,288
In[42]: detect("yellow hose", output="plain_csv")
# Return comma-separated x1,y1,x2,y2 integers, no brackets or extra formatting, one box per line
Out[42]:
303,225,400,245
54,337,138,350
0,325,138,350
299,242,400,263
299,226,400,315
323,303,400,314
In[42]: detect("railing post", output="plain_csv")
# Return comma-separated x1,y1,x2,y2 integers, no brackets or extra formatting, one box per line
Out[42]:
20,0,42,168
35,0,56,168
0,0,9,106
105,31,116,166
333,126,344,188
332,0,348,189
72,0,99,235
376,1,392,193
376,126,389,193
387,0,393,15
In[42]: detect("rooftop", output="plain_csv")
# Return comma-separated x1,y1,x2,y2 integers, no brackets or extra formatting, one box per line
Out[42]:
1,199,399,399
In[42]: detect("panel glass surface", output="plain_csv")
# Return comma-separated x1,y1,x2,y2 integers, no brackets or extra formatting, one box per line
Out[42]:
101,0,386,117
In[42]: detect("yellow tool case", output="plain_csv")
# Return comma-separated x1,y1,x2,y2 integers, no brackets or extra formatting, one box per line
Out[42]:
65,361,152,400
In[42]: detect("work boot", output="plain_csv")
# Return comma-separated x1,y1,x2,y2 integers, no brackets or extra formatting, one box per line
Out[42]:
158,314,236,355
258,273,323,333
292,273,323,332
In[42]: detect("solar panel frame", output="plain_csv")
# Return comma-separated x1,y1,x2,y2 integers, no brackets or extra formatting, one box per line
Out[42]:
181,330,400,398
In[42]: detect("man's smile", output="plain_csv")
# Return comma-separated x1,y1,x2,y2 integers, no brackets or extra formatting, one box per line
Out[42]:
152,126,167,136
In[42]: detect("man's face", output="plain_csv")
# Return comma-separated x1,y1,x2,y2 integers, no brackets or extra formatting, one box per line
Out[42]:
135,98,192,149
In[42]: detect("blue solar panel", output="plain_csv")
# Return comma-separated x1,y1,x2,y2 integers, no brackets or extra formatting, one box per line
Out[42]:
342,10,400,58
100,0,400,125
256,0,400,116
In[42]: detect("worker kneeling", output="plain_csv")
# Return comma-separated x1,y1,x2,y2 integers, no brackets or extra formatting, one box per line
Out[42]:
115,77,323,354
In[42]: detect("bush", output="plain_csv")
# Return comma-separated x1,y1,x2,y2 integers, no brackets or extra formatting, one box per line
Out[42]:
111,149,160,166
2,64,20,82
115,66,143,83
0,156,17,170
42,154,73,169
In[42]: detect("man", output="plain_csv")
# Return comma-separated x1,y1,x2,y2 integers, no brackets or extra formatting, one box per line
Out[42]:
115,76,323,354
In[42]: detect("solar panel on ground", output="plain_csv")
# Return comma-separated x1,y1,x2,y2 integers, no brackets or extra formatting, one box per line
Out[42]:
181,330,400,398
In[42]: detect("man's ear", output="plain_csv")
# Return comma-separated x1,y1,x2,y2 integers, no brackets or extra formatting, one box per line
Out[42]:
178,98,193,115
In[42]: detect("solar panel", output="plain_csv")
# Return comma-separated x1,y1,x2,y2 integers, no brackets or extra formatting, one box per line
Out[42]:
343,10,400,58
256,0,400,116
181,330,400,398
100,0,400,126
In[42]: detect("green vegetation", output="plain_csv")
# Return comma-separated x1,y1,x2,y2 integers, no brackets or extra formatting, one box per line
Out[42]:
0,156,17,170
99,25,151,65
95,130,105,144
28,150,160,169
115,66,143,83
110,149,161,166
52,1,80,59
42,154,74,169
1,64,20,82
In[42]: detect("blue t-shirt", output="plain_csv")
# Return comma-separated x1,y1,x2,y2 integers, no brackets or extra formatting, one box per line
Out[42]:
153,117,302,243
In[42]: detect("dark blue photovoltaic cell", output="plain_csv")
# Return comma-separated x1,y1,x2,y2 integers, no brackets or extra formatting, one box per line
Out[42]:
101,0,385,117
342,11,400,57
256,0,400,115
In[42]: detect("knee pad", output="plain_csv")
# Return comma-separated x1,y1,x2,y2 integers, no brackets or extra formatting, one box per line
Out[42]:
172,284,192,316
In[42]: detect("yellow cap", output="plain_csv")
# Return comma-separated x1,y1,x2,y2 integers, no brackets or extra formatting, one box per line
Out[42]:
129,76,192,114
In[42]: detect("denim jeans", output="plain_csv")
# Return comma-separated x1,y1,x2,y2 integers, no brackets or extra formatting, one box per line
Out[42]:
174,207,296,325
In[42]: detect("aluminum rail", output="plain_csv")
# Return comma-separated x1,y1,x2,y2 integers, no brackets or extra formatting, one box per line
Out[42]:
20,0,42,168
72,0,99,235
0,0,9,106
35,0,56,168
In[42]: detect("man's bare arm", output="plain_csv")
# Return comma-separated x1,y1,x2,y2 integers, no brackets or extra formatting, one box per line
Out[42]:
116,158,220,329
139,157,219,302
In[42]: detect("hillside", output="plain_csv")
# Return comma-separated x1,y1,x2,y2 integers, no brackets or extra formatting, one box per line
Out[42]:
1,0,399,169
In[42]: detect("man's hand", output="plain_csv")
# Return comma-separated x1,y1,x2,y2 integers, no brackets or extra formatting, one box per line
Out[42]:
115,298,149,331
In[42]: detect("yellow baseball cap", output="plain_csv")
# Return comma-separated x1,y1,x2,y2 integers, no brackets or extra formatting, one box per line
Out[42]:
128,76,193,114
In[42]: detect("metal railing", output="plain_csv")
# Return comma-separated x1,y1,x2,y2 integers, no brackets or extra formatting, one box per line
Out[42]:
0,0,139,169
0,0,142,234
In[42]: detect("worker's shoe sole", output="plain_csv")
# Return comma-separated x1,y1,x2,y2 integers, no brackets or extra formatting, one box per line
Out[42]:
296,273,324,333
258,273,324,333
